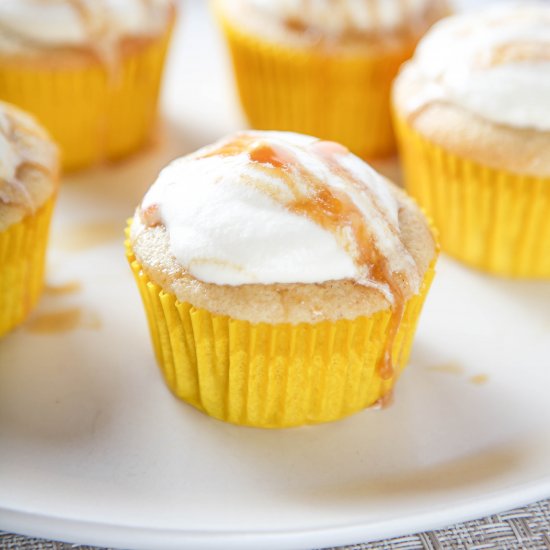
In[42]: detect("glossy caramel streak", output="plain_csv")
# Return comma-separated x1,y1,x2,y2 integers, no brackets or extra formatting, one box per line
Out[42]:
368,0,381,32
487,42,550,67
66,0,120,63
249,142,292,168
312,143,409,380
66,0,154,69
67,0,103,38
199,133,258,160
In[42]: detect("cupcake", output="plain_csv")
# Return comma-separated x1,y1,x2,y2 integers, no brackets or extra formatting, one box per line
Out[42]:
126,130,437,428
393,3,550,278
0,0,175,171
213,0,450,160
0,101,59,336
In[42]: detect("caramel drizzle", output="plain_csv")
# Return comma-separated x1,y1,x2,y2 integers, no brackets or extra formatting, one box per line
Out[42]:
484,42,550,67
67,0,160,47
367,0,380,34
278,0,440,44
66,0,122,65
195,134,411,379
305,144,408,380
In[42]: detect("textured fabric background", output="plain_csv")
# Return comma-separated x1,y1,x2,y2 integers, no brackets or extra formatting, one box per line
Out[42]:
1,498,549,550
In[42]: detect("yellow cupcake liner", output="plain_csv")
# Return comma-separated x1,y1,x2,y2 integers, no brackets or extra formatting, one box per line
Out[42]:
0,197,56,336
214,7,416,160
126,238,436,428
0,27,173,172
394,116,550,278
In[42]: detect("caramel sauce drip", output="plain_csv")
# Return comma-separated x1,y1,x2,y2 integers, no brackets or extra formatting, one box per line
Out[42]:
275,0,445,45
284,18,308,34
249,143,291,168
195,134,409,380
200,134,259,160
65,0,164,71
296,184,406,381
67,0,108,40
304,141,407,380
368,0,381,33
375,388,394,409
66,0,121,66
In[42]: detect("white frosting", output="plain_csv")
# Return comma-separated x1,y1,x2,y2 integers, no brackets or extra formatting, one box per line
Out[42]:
246,0,432,34
0,0,173,53
402,2,550,131
137,131,420,299
0,119,21,185
0,105,58,212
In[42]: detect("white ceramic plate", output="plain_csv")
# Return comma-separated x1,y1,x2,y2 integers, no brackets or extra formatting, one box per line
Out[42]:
1,2,549,549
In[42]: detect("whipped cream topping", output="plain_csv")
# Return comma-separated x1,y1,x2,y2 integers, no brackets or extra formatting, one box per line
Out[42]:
0,104,58,213
400,2,550,131
245,0,433,35
0,0,173,54
137,131,421,303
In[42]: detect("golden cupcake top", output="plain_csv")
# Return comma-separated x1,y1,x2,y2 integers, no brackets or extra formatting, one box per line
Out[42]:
0,0,174,58
0,101,59,231
130,130,436,325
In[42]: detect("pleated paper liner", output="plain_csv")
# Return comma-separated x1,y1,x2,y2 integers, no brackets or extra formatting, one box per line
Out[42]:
0,197,56,336
126,238,436,428
395,116,550,278
214,6,417,160
0,24,173,172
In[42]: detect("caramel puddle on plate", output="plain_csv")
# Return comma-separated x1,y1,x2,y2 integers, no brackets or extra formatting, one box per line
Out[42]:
25,307,101,334
427,363,464,376
54,221,121,251
427,364,489,386
43,281,82,296
470,374,490,385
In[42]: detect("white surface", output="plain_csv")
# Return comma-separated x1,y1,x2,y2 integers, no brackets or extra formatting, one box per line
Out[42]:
1,1,550,549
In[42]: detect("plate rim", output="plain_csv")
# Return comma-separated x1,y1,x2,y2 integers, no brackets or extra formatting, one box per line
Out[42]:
2,478,549,549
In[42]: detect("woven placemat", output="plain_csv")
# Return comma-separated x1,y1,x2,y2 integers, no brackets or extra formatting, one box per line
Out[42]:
2,498,549,550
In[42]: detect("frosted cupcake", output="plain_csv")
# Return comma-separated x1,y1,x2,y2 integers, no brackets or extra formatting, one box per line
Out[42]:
0,0,175,171
126,131,437,428
0,101,59,336
213,0,449,159
393,3,550,278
